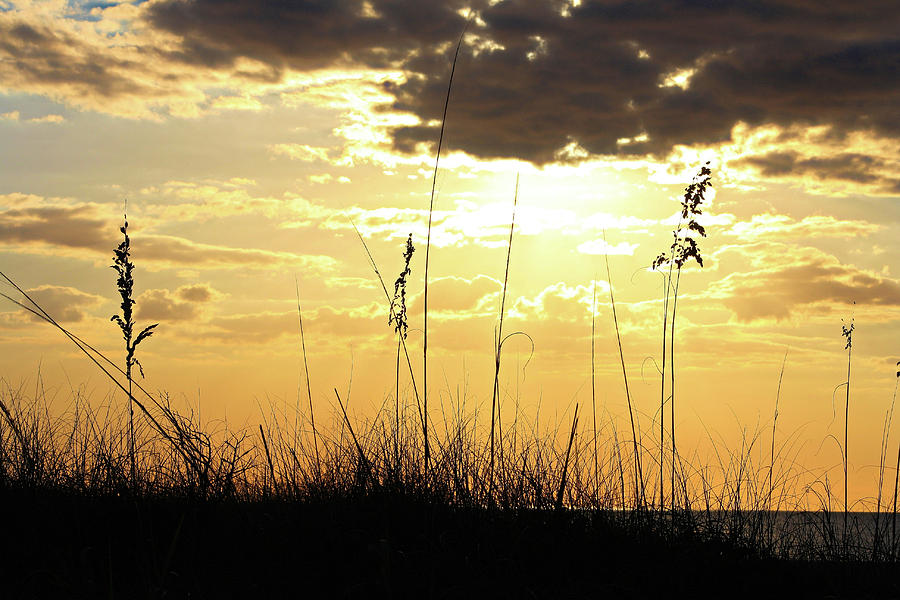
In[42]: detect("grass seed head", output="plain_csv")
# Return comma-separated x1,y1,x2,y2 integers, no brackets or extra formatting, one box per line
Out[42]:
651,161,713,272
841,320,855,350
841,301,855,350
389,233,414,340
110,206,158,376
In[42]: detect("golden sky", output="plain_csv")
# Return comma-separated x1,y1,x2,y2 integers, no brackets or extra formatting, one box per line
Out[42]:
2,0,900,503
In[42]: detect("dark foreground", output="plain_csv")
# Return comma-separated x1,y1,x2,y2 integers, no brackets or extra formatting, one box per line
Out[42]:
2,488,898,600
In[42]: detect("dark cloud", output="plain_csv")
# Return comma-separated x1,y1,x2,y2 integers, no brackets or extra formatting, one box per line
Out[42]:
148,0,469,71
147,0,900,163
735,151,900,193
0,204,113,251
0,19,153,98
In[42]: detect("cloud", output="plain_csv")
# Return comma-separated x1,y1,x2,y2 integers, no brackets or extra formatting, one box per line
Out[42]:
511,282,609,323
577,239,639,256
269,143,332,162
28,113,64,124
135,234,338,271
0,3,295,118
0,109,67,124
407,275,500,315
722,214,882,240
733,149,900,195
0,199,337,271
136,180,332,224
315,200,651,249
136,283,220,322
383,1,900,163
197,302,385,343
208,94,264,111
0,16,162,116
177,283,216,303
708,252,900,322
1,0,893,173
0,203,114,252
201,311,298,343
147,0,465,72
19,285,104,323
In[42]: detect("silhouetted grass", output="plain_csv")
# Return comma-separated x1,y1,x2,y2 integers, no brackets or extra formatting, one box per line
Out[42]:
3,60,900,595
110,204,158,487
3,175,900,597
2,367,900,597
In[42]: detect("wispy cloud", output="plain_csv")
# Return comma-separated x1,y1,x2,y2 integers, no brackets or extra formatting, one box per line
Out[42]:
722,214,882,240
0,199,338,271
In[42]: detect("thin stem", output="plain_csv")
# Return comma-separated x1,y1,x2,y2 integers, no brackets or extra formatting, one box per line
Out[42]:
660,273,669,511
395,335,402,473
128,369,135,488
555,403,579,512
670,267,681,509
605,246,644,508
295,277,320,479
591,279,599,503
490,173,518,496
424,22,468,482
769,348,788,546
892,374,900,557
844,342,852,542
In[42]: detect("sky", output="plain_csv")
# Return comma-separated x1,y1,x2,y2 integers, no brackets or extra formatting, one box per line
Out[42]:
1,0,900,503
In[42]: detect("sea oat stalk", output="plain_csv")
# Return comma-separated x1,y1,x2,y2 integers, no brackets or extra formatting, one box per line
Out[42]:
840,309,854,544
110,205,157,488
651,162,712,509
389,234,414,471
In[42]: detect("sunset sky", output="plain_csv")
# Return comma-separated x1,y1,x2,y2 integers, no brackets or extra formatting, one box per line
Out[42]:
2,0,899,501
